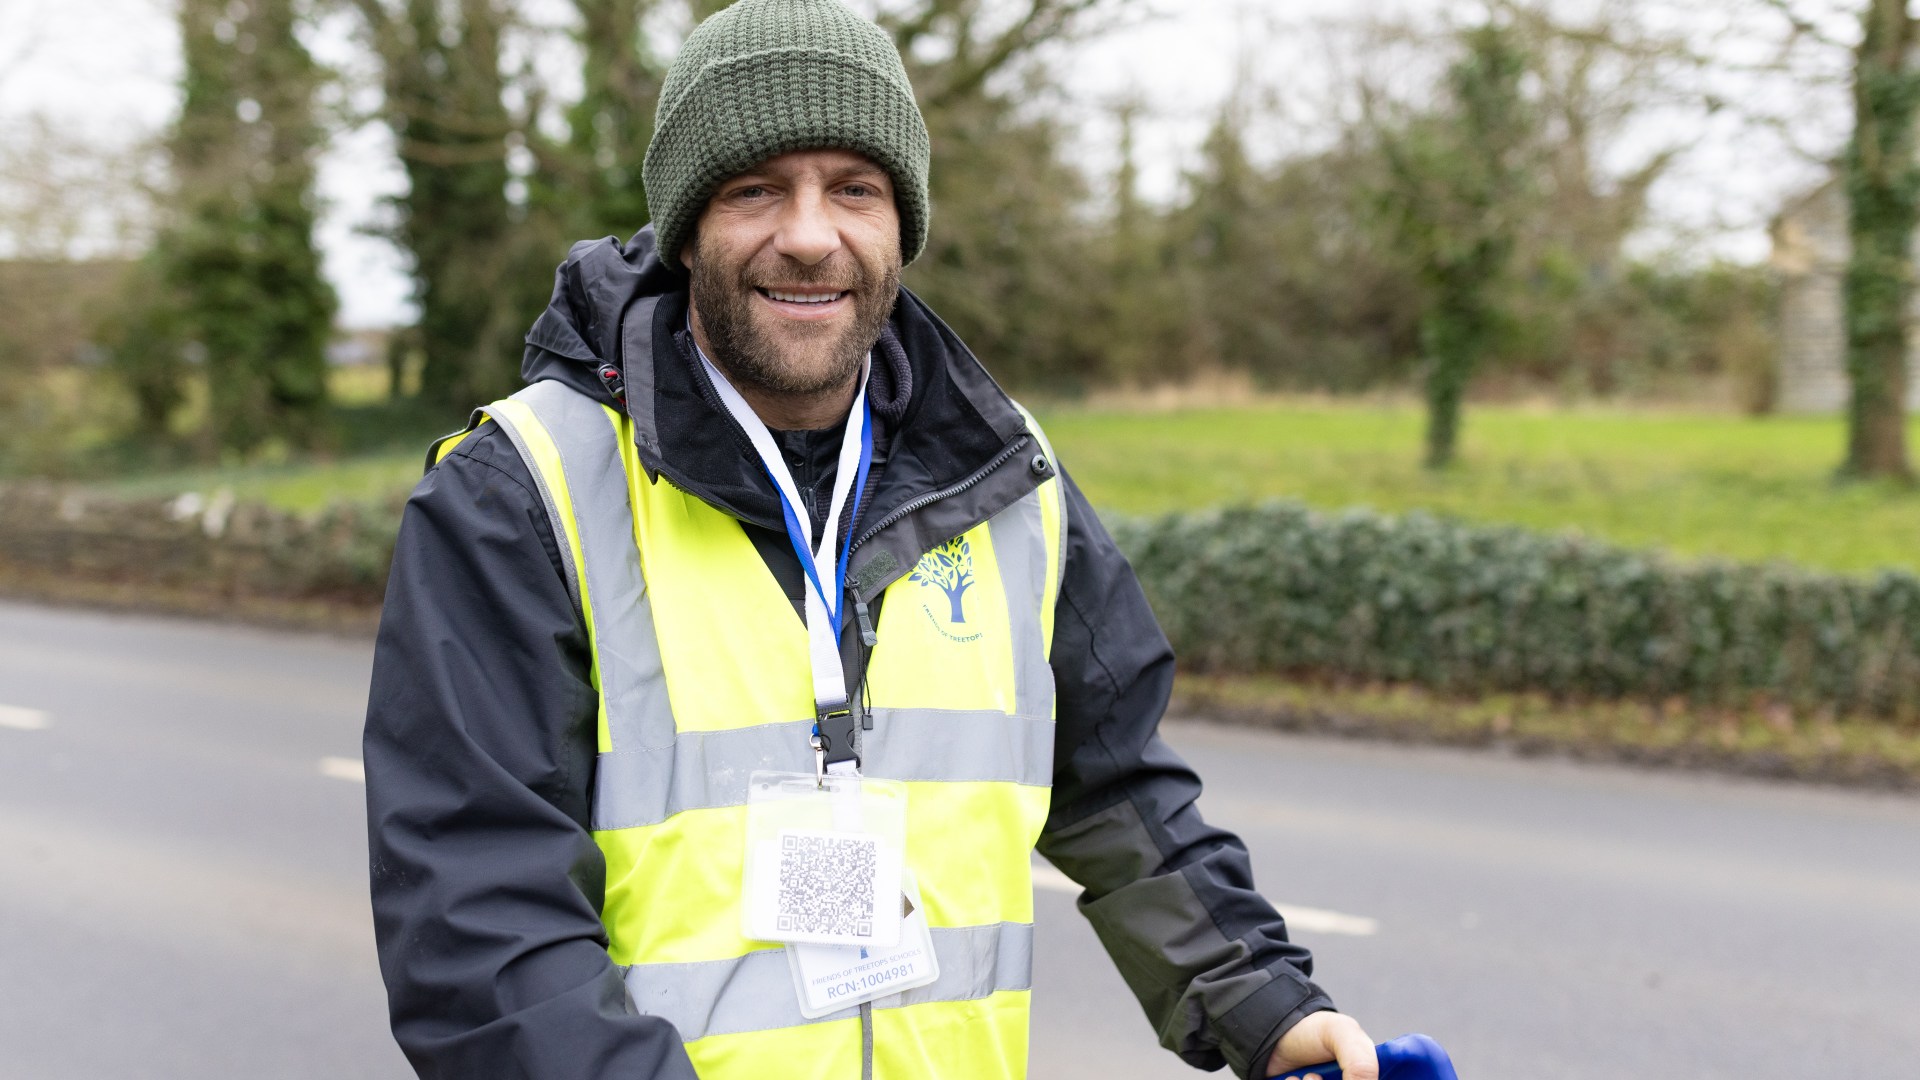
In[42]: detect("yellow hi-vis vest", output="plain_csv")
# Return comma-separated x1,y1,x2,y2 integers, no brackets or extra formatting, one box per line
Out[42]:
452,379,1068,1080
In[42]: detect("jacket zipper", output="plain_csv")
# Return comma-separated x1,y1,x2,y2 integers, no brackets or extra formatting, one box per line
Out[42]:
847,436,1027,1079
848,436,1029,554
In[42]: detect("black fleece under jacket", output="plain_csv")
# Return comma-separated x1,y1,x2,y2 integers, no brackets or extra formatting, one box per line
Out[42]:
362,227,1333,1080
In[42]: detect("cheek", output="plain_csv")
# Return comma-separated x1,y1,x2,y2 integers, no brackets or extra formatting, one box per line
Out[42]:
691,212,771,271
849,216,903,273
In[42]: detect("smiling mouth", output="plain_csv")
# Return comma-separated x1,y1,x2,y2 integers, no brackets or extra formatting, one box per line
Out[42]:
755,287,850,305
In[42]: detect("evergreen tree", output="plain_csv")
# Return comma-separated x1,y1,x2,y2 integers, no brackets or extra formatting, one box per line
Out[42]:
1172,98,1273,384
97,257,191,443
350,0,522,409
902,73,1103,389
557,0,667,238
879,0,1129,390
1095,98,1196,385
161,0,336,454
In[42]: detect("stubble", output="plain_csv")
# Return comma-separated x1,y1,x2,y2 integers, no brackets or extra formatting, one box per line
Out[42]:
689,236,901,400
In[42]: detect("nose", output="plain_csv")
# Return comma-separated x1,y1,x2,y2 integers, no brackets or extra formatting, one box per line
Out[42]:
771,184,842,266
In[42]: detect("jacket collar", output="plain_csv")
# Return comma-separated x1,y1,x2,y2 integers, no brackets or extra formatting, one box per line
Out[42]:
519,226,1049,600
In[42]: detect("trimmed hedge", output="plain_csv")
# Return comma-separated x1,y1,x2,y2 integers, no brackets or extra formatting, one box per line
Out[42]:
8,480,1920,722
1110,501,1920,719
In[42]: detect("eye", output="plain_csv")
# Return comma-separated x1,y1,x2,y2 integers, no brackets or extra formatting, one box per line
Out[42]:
730,184,769,200
841,182,878,198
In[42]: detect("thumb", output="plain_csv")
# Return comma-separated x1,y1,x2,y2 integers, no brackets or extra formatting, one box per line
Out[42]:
1331,1022,1379,1080
1270,1012,1377,1078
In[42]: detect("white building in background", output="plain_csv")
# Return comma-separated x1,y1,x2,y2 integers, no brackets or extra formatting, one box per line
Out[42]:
1770,178,1920,413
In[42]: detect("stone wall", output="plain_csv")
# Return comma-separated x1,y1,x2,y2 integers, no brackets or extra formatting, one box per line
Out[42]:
0,483,396,609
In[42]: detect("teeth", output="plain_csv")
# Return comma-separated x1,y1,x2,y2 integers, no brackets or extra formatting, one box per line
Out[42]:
766,290,843,304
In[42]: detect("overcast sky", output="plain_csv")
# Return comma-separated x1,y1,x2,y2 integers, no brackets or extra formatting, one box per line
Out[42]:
1,0,1846,329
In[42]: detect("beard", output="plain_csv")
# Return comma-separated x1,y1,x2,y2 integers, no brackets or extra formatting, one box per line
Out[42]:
689,233,901,400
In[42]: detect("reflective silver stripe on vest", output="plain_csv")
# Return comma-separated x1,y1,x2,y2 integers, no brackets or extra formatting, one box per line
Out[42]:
592,708,1054,831
624,922,1035,1043
988,494,1054,721
483,402,583,620
499,383,676,775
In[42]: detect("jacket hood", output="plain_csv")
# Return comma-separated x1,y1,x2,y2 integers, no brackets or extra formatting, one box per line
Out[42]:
517,225,1049,600
521,228,675,396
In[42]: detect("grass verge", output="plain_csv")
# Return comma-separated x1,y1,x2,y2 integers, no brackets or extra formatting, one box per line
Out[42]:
99,450,425,513
1174,672,1920,792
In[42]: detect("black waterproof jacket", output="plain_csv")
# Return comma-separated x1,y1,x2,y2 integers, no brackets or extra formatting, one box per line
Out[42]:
364,228,1333,1080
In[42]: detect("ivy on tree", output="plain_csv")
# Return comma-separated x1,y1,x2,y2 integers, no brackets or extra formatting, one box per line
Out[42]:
1375,22,1533,470
1841,0,1918,483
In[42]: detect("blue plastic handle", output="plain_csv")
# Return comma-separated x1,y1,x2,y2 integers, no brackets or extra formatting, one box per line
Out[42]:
1268,1033,1457,1080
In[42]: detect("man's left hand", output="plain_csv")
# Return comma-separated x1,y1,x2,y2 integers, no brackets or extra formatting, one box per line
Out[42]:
1263,1010,1378,1080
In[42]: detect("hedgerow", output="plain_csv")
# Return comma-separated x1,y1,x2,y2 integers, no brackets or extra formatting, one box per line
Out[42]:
10,481,1920,721
1109,501,1920,719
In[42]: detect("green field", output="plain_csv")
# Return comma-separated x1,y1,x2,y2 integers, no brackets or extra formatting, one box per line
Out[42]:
88,399,1920,575
1041,401,1920,576
101,451,430,512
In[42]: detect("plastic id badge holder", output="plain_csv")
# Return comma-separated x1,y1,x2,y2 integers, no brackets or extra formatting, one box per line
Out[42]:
741,771,939,1016
743,772,908,948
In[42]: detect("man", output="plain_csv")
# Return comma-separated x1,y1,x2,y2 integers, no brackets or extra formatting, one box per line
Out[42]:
365,1,1378,1078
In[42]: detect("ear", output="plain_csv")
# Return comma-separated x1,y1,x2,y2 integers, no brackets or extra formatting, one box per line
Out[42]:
679,223,700,272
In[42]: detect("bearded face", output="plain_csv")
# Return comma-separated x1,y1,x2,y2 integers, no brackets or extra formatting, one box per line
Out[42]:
686,150,903,408
689,229,900,399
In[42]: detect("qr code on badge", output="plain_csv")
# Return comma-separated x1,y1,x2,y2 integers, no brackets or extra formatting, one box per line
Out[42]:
776,832,877,938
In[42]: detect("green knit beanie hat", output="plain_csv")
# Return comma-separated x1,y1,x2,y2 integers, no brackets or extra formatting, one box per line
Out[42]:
643,0,932,270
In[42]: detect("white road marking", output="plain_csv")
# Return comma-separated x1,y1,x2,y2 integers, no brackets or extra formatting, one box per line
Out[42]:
1032,861,1380,937
318,756,366,783
0,704,51,731
1270,904,1380,938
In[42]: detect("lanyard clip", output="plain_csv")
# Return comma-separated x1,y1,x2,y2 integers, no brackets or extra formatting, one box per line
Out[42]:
810,724,827,788
814,701,859,786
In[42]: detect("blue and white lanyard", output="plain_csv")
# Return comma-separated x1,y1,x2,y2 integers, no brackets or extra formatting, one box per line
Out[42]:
698,351,875,720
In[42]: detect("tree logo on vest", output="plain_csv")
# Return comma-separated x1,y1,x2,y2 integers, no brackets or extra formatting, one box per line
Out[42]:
909,537,983,643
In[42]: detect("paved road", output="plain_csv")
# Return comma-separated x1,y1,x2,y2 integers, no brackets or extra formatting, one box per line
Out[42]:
2,600,1916,1079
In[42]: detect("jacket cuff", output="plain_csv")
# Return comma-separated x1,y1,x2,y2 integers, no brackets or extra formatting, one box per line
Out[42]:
1230,981,1336,1080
